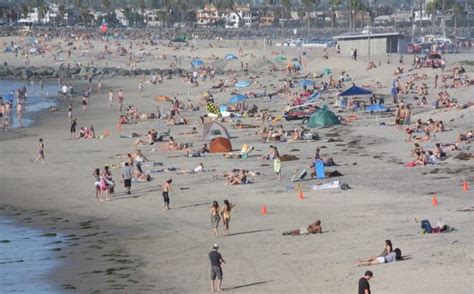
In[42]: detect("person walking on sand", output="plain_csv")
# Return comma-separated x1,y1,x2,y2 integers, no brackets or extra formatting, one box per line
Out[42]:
221,200,234,236
358,270,373,294
273,146,281,181
117,89,124,112
209,244,225,292
33,138,45,164
68,103,72,121
139,80,144,96
210,201,221,238
108,90,114,107
121,162,133,195
70,118,77,138
162,178,173,210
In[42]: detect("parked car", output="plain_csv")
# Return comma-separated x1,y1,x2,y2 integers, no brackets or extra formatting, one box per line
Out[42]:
422,52,443,68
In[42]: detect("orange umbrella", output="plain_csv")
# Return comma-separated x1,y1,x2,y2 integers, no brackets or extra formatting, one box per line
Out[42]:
154,95,173,102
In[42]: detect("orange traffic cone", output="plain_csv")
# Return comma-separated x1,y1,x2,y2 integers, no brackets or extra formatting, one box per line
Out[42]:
463,181,469,192
432,194,438,207
298,190,304,200
261,205,267,216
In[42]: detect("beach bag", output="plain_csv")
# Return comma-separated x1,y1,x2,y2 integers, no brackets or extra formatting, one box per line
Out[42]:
421,220,432,233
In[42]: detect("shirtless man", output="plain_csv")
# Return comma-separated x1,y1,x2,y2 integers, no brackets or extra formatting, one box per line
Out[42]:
162,179,173,210
117,89,124,112
282,220,322,236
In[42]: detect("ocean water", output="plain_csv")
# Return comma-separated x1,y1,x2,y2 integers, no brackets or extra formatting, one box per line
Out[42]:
0,216,63,293
0,80,59,128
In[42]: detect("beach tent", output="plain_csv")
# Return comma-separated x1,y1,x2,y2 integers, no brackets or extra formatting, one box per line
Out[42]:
154,95,173,102
275,56,287,62
191,59,204,68
225,54,238,60
339,85,373,97
300,79,315,88
322,67,332,76
228,94,247,104
209,137,232,153
365,104,387,113
307,105,341,128
203,121,231,140
235,80,251,89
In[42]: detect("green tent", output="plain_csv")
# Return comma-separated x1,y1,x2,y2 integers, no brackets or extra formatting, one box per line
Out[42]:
275,56,287,62
307,105,341,128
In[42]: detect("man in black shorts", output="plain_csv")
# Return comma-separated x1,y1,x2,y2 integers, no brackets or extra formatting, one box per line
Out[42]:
209,244,225,292
358,270,373,294
121,162,133,194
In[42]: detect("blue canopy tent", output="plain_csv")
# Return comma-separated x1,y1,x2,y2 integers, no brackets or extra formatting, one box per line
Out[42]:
225,54,238,60
191,59,204,68
235,80,251,89
365,104,387,113
229,94,247,104
339,85,373,96
300,79,315,88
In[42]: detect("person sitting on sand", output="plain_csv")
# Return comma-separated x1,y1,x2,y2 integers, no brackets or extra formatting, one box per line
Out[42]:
357,248,402,266
282,220,322,236
260,145,275,160
432,143,446,159
456,130,473,144
414,151,427,166
288,128,302,143
225,169,247,185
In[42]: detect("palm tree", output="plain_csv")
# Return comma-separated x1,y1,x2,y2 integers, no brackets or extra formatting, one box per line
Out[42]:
302,0,320,33
281,0,291,21
330,0,341,29
426,0,439,33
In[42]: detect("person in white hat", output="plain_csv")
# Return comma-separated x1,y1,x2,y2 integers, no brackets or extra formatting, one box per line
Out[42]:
209,244,225,292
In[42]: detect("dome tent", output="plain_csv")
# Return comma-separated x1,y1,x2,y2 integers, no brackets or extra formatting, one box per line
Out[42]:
307,105,341,128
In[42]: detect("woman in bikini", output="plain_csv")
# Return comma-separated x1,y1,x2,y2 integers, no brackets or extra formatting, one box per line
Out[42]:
221,200,235,236
33,138,45,164
210,201,221,238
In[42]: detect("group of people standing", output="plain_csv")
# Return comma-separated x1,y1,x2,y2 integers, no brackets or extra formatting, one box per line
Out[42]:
93,166,115,202
210,200,235,238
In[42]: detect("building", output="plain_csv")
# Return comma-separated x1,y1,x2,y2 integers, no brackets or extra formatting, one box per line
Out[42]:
333,32,410,56
221,4,252,28
114,9,129,27
196,4,219,26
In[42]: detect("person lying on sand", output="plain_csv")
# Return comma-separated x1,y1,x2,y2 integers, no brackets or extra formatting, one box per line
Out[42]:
177,163,205,174
282,220,322,236
160,136,182,151
357,248,402,266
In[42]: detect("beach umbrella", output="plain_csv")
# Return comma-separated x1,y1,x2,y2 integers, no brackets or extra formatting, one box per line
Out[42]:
228,94,247,104
300,79,315,88
191,59,204,68
225,53,238,60
154,95,173,102
235,80,251,89
275,56,287,62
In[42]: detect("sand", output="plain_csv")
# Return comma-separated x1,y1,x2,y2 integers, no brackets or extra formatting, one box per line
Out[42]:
0,35,473,293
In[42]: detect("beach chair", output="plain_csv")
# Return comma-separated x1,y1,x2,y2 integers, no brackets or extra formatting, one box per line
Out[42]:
314,160,325,179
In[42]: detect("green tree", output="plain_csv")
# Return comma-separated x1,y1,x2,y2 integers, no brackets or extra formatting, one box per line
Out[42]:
282,0,291,20
329,0,341,28
101,0,111,11
138,0,147,12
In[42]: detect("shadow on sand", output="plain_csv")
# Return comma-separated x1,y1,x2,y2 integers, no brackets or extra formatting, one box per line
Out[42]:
224,280,273,290
227,229,272,237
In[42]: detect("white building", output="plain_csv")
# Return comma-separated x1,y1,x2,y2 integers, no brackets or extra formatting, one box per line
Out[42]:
115,9,129,27
144,10,163,27
222,4,252,28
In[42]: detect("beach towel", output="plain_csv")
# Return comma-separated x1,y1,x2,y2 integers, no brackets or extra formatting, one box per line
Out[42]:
312,181,340,191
